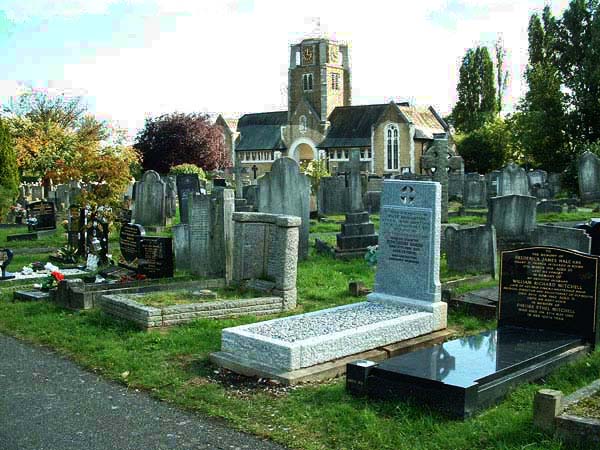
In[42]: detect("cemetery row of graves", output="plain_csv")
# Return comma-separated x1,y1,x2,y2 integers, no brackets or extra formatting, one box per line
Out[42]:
3,146,600,448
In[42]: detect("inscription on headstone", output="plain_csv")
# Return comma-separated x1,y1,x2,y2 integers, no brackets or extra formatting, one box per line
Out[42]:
138,237,174,279
119,223,145,265
27,201,56,231
499,247,599,343
373,180,441,303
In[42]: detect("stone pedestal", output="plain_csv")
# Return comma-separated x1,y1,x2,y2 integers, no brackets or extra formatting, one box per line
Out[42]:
334,212,378,259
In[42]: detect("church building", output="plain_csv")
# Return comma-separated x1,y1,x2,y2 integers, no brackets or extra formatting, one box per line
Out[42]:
216,36,450,178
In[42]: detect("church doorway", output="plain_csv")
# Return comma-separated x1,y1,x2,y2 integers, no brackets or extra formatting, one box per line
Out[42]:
290,138,318,163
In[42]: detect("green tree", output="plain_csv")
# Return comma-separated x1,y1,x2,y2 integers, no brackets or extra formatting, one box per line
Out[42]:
455,118,514,173
0,118,19,220
494,36,509,112
451,46,497,133
555,0,600,144
514,7,570,170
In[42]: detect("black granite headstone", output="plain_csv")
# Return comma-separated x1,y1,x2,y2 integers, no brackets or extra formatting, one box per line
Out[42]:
85,216,109,264
499,246,600,344
118,208,133,225
67,205,86,257
0,248,15,280
137,237,173,279
213,178,227,188
27,201,56,231
119,223,145,266
176,174,201,224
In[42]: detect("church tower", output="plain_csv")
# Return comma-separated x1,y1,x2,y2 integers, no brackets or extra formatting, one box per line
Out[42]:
288,38,351,126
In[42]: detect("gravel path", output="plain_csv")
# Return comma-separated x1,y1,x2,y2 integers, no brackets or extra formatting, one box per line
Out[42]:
0,333,287,450
248,302,419,342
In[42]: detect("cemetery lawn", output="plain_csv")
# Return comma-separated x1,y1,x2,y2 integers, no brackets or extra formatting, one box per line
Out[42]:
0,247,596,450
134,287,265,307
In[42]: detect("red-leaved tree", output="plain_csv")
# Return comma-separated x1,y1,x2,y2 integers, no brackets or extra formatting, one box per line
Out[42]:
134,112,226,173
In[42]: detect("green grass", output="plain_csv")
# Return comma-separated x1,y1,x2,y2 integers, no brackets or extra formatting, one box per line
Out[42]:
1,228,598,449
135,286,264,307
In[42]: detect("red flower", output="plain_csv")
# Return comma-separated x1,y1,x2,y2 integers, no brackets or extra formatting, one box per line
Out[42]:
51,271,65,282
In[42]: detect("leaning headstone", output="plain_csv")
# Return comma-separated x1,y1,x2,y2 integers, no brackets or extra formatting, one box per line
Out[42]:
529,224,591,254
258,157,310,260
488,195,536,241
463,173,487,208
445,225,497,277
134,170,166,228
176,174,201,224
498,162,530,196
26,200,56,231
578,151,600,202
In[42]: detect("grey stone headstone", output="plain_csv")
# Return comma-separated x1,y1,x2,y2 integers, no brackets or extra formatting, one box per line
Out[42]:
318,176,349,215
372,180,441,303
578,151,600,202
463,173,487,208
176,174,201,224
488,195,536,240
486,170,502,198
165,176,177,218
188,192,211,276
348,149,364,212
529,224,591,254
536,200,563,214
445,225,497,278
133,171,166,227
527,169,548,188
497,163,530,196
547,173,561,197
258,157,310,260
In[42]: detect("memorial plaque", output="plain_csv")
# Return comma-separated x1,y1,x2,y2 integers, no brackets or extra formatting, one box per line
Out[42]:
0,248,15,280
119,223,145,264
176,174,200,224
373,180,441,303
27,200,56,231
138,237,174,279
499,246,599,343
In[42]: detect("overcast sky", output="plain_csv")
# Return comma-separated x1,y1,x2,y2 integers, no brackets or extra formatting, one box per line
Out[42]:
0,0,570,138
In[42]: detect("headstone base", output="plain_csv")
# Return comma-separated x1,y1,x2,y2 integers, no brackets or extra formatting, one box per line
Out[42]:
334,212,378,260
347,326,588,419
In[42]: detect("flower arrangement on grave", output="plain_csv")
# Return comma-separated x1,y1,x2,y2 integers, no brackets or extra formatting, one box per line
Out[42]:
40,271,64,291
10,204,26,219
119,273,146,283
365,245,378,268
55,245,78,264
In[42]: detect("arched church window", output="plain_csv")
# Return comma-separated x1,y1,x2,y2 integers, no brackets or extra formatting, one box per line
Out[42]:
385,124,400,171
299,115,307,133
302,73,313,91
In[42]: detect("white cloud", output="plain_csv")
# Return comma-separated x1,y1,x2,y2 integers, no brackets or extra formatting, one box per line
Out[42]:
6,0,573,133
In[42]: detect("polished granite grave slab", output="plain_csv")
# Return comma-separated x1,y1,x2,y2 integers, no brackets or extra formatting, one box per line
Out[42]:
347,326,588,418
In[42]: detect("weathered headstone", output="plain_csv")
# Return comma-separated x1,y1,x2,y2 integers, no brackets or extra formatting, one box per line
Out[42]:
488,195,537,241
134,170,167,228
258,157,310,260
176,174,201,224
173,189,234,279
578,151,600,202
421,136,463,222
498,162,530,196
234,154,244,199
317,176,349,215
232,212,300,309
347,149,364,212
529,225,591,254
138,237,174,279
445,225,497,277
0,248,15,280
334,211,378,259
463,173,487,208
26,201,56,231
536,200,563,214
486,170,502,198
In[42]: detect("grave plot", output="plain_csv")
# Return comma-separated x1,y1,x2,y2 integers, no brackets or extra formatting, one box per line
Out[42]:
99,283,285,329
348,246,597,419
212,180,449,384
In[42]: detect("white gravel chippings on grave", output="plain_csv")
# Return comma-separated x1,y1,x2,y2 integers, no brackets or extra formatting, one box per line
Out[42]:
247,302,419,342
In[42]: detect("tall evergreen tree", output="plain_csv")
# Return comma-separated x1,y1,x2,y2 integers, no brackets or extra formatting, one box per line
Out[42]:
451,46,497,133
514,7,570,170
555,0,600,144
0,118,19,220
494,36,509,112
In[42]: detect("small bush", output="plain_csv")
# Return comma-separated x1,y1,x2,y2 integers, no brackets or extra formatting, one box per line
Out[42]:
169,163,206,180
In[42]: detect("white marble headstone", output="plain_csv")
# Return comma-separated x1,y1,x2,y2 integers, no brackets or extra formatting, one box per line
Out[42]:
370,180,441,304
